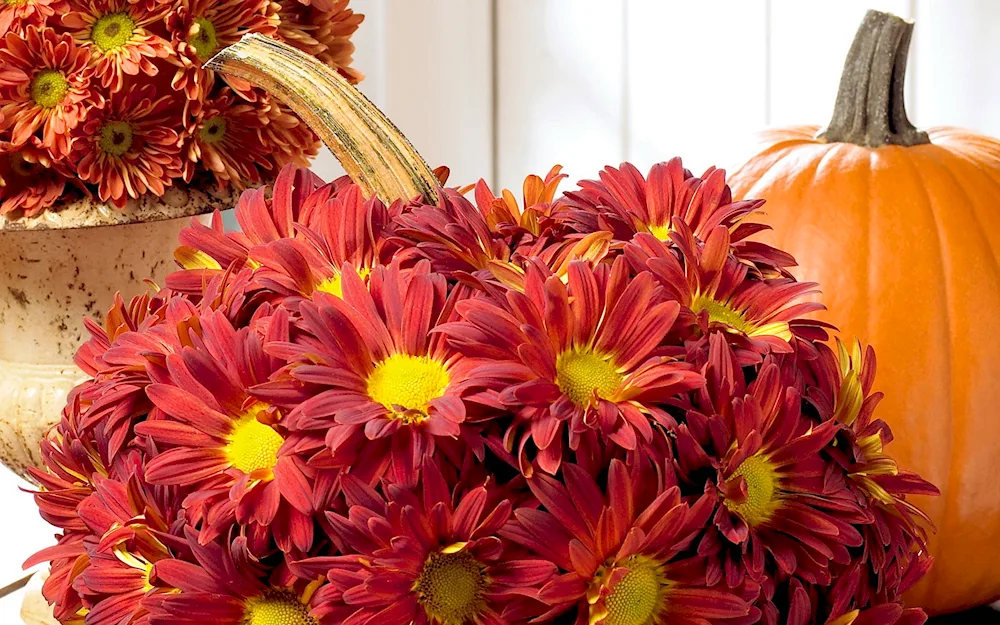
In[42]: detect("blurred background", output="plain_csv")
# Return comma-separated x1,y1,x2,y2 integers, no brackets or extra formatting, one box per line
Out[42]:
313,0,1000,191
3,0,1000,619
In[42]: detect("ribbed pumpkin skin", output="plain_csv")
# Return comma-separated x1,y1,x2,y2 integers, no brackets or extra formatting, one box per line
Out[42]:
729,126,1000,615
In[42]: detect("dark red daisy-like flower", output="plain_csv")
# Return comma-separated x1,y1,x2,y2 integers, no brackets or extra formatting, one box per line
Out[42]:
674,338,867,588
71,85,183,208
296,467,556,625
137,309,320,552
145,529,325,625
502,459,756,625
826,604,928,625
68,463,181,625
250,184,396,301
395,167,569,276
807,340,937,608
0,26,97,157
443,257,703,474
168,164,348,293
559,159,794,272
264,260,479,486
626,224,825,357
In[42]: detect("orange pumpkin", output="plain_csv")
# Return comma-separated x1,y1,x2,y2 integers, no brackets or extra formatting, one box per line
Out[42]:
729,10,1000,615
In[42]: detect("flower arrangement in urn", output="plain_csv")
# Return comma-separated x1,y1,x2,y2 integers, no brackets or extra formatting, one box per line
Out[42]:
0,0,362,216
26,37,939,625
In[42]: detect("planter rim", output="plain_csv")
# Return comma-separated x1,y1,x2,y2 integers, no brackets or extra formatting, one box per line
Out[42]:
0,182,247,232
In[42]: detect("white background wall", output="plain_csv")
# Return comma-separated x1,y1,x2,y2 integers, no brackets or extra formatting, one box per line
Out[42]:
4,0,1000,619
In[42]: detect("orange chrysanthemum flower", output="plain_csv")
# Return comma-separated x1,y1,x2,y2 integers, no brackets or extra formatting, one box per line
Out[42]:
0,26,97,157
63,0,173,93
0,0,66,36
257,97,320,167
182,87,271,188
166,0,278,102
72,85,183,207
276,0,363,84
0,138,69,216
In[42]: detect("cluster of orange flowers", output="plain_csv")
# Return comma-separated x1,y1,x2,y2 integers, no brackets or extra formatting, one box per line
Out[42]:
0,0,361,216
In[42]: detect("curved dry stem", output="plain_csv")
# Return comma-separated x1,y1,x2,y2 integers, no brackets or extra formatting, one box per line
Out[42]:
206,34,440,204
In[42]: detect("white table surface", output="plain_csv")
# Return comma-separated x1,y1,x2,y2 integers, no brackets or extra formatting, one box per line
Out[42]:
0,470,55,624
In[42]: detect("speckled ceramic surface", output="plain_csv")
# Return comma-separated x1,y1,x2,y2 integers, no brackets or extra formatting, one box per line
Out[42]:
0,186,238,479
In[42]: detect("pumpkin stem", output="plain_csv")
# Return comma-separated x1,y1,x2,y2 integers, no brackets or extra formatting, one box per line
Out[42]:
206,34,440,204
818,10,929,147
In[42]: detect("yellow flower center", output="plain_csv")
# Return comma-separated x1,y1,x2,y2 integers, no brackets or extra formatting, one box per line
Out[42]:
91,12,135,52
5,0,29,7
30,70,69,109
315,266,370,298
647,223,672,241
413,550,488,625
189,17,219,60
98,121,134,156
226,405,283,475
198,115,227,145
556,350,622,406
598,555,670,625
242,591,317,625
366,354,450,419
690,294,791,340
724,453,782,526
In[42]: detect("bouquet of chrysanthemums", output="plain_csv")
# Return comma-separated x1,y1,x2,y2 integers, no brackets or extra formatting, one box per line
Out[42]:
0,0,361,215
27,159,937,625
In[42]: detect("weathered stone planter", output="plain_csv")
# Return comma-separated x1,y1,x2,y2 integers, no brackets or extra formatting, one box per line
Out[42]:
0,185,239,479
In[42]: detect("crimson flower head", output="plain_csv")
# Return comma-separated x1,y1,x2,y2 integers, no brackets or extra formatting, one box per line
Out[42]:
28,158,937,625
297,466,556,625
444,256,703,474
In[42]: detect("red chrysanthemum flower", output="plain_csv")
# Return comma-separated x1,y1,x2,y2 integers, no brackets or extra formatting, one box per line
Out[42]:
276,0,363,84
168,164,353,293
0,138,69,216
250,184,396,302
626,224,825,358
67,465,181,625
559,159,795,272
0,0,66,36
297,468,556,625
72,85,183,208
264,260,479,486
395,169,571,277
826,604,927,625
443,257,703,474
182,87,272,188
137,309,320,552
63,0,173,93
0,26,97,157
503,460,756,625
145,529,325,625
674,338,867,588
809,340,938,608
166,0,278,102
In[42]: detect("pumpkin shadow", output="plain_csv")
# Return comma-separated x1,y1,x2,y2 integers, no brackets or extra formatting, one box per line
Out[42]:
928,606,1000,624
